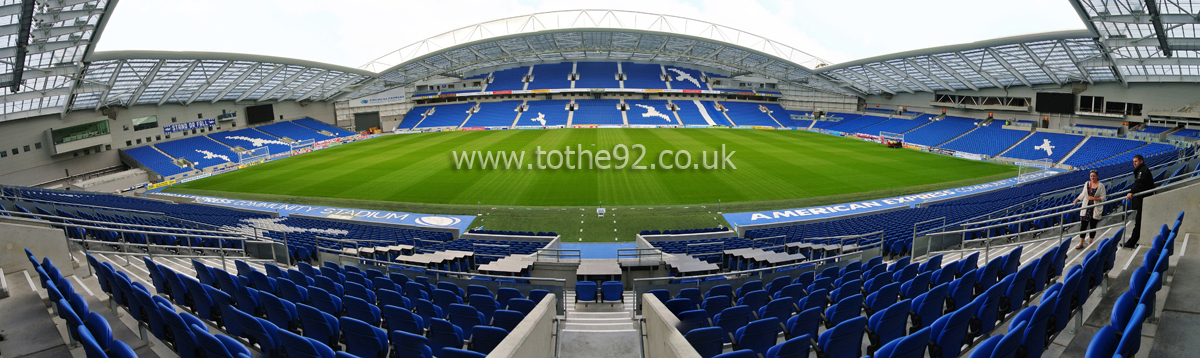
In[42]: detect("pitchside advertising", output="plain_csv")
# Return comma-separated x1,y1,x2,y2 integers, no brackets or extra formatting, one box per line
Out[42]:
724,169,1064,229
158,193,474,234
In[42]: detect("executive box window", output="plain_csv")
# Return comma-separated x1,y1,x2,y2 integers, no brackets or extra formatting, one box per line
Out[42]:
34,142,41,149
132,115,159,131
23,145,30,152
0,151,6,158
51,120,111,145
1080,96,1104,113
1106,101,1143,116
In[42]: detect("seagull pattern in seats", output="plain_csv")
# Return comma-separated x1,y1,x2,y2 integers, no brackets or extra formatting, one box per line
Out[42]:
531,112,546,126
667,68,701,88
1034,139,1055,156
635,104,672,121
224,136,287,147
196,150,231,163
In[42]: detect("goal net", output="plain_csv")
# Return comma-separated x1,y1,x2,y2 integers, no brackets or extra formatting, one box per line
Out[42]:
880,131,904,148
238,147,270,165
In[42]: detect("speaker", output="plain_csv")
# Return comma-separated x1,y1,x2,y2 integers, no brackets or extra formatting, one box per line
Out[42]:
102,107,119,120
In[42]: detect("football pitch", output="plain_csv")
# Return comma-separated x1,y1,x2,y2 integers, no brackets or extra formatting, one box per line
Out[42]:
167,128,1019,241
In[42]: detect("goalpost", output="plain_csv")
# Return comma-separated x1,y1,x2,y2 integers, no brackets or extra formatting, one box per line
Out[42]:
880,131,904,148
238,147,270,165
1016,158,1053,183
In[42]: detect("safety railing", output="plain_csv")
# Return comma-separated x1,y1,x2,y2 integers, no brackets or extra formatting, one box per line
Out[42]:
617,248,664,263
533,248,581,262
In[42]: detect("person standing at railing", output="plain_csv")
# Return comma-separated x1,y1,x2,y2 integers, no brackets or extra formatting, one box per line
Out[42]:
1074,170,1106,250
1124,154,1156,249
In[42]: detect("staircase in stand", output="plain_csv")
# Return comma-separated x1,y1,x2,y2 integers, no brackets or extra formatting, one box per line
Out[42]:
558,290,641,358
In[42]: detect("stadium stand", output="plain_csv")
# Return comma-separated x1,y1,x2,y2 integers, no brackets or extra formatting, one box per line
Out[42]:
293,118,356,137
902,116,979,147
462,101,523,127
255,121,337,142
826,114,888,133
675,100,722,126
1172,128,1200,138
521,100,571,126
622,63,668,89
663,66,707,90
1137,126,1174,134
485,66,529,91
940,123,1032,156
209,127,293,155
122,145,194,177
153,135,240,168
720,102,783,127
1061,137,1148,168
527,62,574,90
1002,132,1086,162
574,62,621,88
413,103,475,129
624,100,679,126
571,99,624,125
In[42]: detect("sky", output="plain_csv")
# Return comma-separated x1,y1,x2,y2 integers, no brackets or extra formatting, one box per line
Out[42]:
94,0,1088,70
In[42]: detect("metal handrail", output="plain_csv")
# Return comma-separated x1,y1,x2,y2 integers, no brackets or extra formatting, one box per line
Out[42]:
0,209,242,237
532,248,582,262
0,210,251,240
1,195,167,216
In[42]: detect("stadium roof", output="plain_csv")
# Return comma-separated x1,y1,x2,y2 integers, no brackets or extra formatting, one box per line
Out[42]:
346,10,853,99
3,4,1200,122
68,51,374,110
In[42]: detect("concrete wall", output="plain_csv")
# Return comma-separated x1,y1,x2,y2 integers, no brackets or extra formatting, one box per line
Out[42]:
489,293,557,358
642,293,702,358
863,82,1200,129
0,219,72,275
0,100,337,186
1141,179,1199,241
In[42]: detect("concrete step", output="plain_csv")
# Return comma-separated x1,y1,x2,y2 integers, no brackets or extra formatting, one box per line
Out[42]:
567,311,631,320
563,322,636,331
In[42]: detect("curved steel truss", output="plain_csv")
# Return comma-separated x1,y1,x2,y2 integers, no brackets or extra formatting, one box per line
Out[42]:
348,10,850,99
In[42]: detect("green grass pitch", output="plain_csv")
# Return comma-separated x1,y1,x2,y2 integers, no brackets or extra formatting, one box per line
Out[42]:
166,128,1018,241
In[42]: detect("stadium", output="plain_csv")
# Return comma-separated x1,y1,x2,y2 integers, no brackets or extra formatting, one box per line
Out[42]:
0,2,1197,358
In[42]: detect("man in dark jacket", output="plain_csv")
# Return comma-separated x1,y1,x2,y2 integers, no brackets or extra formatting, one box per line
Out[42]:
1124,154,1155,248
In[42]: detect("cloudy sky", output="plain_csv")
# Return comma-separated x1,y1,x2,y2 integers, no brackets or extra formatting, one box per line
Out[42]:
95,0,1087,69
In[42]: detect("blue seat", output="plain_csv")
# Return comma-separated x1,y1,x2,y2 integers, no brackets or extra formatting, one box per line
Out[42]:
235,287,263,317
436,282,464,297
865,282,900,316
507,298,537,315
735,317,780,357
83,311,113,352
798,288,827,313
346,281,377,304
1000,263,1031,318
250,270,279,295
491,310,525,332
158,302,202,357
278,329,336,358
946,269,978,312
829,279,862,304
757,298,794,324
786,305,821,340
824,294,863,328
737,290,769,314
774,283,806,307
296,303,340,350
344,295,382,326
448,303,487,339
260,291,300,331
867,298,911,355
713,350,757,358
976,258,1002,295
429,318,465,357
808,278,833,295
307,286,342,317
873,326,928,358
78,326,108,358
239,310,282,357
377,289,411,310
496,288,524,308
465,285,493,300
341,316,388,358
441,347,488,358
1010,294,1057,358
765,277,792,298
969,281,1004,340
677,288,703,308
289,269,315,287
390,330,435,358
433,288,464,314
133,286,168,339
470,326,509,354
575,281,598,303
707,284,733,299
1111,291,1138,333
816,316,867,358
666,298,697,317
702,295,731,320
1086,304,1146,358
970,321,1023,358
315,275,344,297
929,298,975,358
601,281,624,302
735,280,763,299
713,305,752,343
684,327,724,358
1026,258,1050,302
677,309,711,335
920,255,943,273
910,282,948,331
278,278,310,305
382,305,424,335
405,281,430,301
893,264,918,284
194,324,253,358
1139,272,1162,321
213,269,242,301
932,261,959,287
765,334,810,358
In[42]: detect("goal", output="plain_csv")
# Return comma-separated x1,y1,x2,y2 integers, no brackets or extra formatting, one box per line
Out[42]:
880,131,905,148
238,146,270,165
